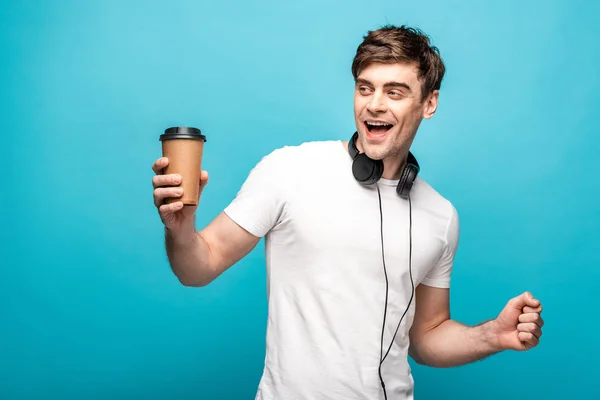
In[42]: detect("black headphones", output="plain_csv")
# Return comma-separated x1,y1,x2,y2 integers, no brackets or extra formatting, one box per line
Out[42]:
347,130,418,400
347,131,420,198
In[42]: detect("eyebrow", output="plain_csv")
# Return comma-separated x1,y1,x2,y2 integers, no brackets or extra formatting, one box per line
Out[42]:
355,78,412,92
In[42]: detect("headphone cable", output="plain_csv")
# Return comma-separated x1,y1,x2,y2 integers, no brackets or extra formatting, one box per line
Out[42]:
377,187,415,399
376,184,389,400
382,194,414,363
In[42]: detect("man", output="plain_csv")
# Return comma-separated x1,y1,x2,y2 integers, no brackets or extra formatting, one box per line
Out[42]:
151,25,544,399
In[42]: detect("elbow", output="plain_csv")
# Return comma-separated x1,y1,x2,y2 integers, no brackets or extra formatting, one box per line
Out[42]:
408,346,428,366
408,334,439,368
170,259,218,287
179,279,207,287
175,273,213,287
410,355,426,366
409,350,440,368
408,331,426,365
409,347,451,368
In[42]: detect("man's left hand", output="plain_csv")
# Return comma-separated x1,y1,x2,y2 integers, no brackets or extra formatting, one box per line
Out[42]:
489,291,544,351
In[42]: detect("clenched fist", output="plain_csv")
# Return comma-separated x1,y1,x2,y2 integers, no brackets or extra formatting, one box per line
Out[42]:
490,291,544,351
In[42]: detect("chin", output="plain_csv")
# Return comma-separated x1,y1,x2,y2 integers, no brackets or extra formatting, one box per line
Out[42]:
358,139,389,160
357,127,395,159
364,146,390,161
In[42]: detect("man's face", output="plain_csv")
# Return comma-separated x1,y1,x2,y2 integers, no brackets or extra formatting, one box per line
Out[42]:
353,62,438,162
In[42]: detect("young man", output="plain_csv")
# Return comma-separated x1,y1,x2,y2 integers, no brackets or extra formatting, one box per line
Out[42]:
151,25,544,400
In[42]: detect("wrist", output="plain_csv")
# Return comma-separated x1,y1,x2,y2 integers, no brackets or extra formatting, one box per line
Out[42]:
482,319,504,353
165,223,197,247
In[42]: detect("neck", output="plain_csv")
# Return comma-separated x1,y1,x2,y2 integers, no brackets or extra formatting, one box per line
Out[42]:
381,155,408,180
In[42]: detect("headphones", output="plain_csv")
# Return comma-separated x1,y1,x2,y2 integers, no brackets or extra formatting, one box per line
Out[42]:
347,131,420,198
347,130,419,400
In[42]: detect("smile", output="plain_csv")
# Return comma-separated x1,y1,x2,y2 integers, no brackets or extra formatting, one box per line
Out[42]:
364,120,393,135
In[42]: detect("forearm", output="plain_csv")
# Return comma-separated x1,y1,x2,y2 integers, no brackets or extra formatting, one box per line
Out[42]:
165,223,217,287
410,319,501,368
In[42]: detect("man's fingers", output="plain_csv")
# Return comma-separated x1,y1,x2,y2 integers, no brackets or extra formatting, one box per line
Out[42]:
199,170,210,192
518,331,539,348
517,322,543,339
152,157,169,174
523,304,543,314
508,291,540,310
154,187,183,207
196,170,210,201
159,201,184,215
153,173,182,188
200,170,209,185
519,312,544,328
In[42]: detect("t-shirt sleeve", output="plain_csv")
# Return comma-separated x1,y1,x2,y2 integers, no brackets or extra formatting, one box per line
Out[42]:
223,148,288,238
420,203,460,289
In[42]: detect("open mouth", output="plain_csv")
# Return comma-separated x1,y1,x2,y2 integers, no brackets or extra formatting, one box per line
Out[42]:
364,121,393,135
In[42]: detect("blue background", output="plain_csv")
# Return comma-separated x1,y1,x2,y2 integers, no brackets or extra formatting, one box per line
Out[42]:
2,0,599,398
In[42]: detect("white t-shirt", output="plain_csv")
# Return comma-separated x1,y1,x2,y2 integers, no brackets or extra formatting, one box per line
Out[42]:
224,140,459,400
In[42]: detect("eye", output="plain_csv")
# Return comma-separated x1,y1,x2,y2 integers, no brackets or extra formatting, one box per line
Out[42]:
358,86,372,95
389,90,403,98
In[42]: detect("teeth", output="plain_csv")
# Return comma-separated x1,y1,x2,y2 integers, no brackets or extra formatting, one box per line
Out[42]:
366,121,391,126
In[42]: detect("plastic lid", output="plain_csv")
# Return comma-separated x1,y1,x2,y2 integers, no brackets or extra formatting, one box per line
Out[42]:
160,126,206,141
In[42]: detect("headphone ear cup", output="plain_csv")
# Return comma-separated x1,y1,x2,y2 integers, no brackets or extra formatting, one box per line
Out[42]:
397,165,418,199
352,153,383,185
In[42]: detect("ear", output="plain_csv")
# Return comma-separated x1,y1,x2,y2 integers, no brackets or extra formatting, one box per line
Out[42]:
422,90,439,119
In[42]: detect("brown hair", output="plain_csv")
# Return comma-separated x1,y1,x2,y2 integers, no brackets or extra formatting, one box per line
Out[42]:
351,25,445,101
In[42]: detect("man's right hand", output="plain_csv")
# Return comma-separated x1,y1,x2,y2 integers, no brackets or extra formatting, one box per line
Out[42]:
151,156,260,286
151,157,209,232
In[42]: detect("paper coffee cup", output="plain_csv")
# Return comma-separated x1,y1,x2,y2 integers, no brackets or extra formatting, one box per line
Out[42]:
159,126,207,206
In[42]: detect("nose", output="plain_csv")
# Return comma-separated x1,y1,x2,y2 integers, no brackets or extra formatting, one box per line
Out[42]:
366,91,387,113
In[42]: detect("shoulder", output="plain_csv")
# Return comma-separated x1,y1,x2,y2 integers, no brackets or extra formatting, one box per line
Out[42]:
268,139,342,157
413,177,459,241
258,139,343,170
240,140,343,189
414,178,457,216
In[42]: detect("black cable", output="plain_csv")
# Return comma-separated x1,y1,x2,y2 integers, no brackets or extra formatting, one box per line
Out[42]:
377,187,415,399
382,194,414,363
376,185,389,400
